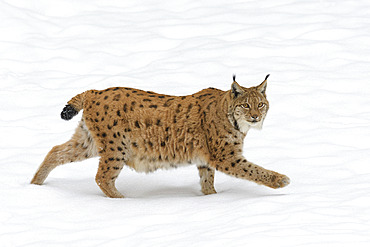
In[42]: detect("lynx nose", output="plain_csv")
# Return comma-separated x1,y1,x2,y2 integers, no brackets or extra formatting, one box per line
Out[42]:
251,114,259,120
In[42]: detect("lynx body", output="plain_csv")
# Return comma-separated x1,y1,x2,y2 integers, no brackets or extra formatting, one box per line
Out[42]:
31,75,290,198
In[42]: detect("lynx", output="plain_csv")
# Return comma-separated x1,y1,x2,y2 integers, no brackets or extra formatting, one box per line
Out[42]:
31,75,290,198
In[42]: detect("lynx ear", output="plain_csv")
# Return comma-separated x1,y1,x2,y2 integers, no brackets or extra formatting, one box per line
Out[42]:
231,74,244,98
257,74,269,96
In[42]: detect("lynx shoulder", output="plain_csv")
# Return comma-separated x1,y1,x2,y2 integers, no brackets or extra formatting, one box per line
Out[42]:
31,75,289,198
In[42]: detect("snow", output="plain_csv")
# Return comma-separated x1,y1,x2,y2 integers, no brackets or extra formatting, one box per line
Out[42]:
1,0,370,246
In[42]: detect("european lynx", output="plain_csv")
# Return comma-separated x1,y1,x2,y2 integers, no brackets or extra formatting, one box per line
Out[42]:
31,75,290,198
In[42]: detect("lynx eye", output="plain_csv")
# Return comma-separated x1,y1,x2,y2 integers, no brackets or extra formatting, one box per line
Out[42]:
241,103,250,109
258,102,265,108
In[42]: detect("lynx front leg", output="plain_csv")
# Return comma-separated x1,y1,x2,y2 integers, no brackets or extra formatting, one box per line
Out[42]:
197,166,217,195
209,156,290,189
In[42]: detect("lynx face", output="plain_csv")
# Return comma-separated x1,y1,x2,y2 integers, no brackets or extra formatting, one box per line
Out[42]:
230,75,269,133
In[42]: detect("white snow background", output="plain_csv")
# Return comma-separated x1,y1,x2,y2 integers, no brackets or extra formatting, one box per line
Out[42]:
1,0,370,246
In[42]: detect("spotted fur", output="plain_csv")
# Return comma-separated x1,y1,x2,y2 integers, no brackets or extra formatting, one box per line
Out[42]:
31,75,290,198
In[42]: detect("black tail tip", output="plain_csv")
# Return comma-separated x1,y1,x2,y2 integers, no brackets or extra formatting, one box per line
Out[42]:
61,104,78,120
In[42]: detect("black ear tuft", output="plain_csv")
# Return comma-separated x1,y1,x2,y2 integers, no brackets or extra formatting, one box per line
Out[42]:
233,74,236,82
265,74,270,80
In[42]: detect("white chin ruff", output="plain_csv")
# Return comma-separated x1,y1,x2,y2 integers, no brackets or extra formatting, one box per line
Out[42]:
237,119,264,134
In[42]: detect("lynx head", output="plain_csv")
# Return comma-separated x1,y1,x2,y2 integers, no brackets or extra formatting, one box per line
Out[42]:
228,74,270,134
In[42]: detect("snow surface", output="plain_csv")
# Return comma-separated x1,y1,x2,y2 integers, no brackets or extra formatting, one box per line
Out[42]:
1,0,370,246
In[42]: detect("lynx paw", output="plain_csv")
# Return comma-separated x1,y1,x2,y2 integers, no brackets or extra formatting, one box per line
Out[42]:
271,174,290,189
202,187,217,195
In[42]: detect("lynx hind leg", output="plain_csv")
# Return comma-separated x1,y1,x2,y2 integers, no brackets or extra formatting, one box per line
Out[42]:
95,156,125,198
31,121,98,185
198,166,217,195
